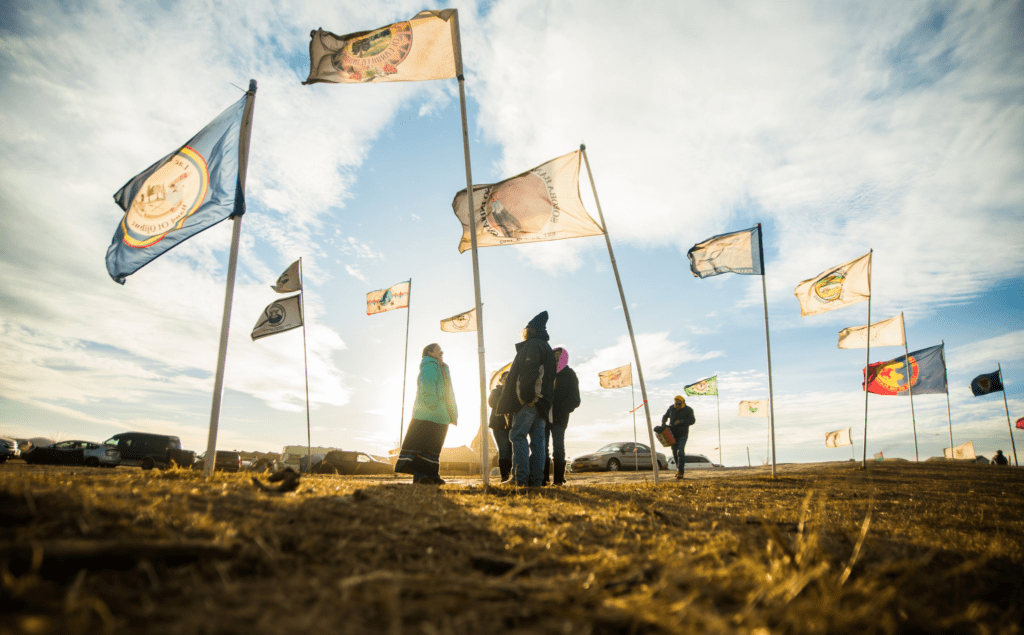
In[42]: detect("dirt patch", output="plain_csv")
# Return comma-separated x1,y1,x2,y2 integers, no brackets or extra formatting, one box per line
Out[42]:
1,461,1022,634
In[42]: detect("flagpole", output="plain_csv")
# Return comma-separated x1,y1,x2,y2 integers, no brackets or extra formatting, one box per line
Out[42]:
399,278,412,443
999,363,1018,466
631,373,638,473
716,385,722,467
204,79,257,477
299,258,312,470
861,249,872,469
757,224,777,478
943,341,954,457
902,313,919,461
451,11,489,485
581,143,659,483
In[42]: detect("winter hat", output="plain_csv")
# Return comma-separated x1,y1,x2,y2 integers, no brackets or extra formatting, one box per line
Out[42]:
553,347,569,373
526,311,548,331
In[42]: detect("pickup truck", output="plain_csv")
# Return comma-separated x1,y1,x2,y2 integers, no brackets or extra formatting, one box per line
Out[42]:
103,432,195,470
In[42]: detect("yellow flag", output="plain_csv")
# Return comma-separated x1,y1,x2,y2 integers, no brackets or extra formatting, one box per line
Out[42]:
794,252,871,317
598,364,632,389
304,10,457,85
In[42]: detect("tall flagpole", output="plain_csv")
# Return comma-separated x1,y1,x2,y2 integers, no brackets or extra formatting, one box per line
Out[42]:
450,12,490,485
861,249,873,469
943,341,954,456
631,371,638,473
299,257,312,469
204,79,257,477
581,144,659,482
902,313,919,461
399,278,412,443
757,225,777,478
998,363,1018,466
716,385,722,467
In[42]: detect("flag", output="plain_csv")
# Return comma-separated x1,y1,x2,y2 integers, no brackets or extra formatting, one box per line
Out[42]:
874,451,884,461
303,10,457,85
366,281,410,315
738,400,769,417
863,344,947,396
838,314,905,349
684,376,718,396
489,361,512,392
970,370,1004,396
271,260,301,293
106,94,246,284
599,364,632,389
452,150,604,253
794,252,871,317
440,307,477,333
251,295,303,340
944,441,977,460
1016,416,1024,430
825,428,852,448
687,226,763,278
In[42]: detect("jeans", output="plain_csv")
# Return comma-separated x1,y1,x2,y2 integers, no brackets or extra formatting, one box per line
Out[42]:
546,422,566,463
509,404,546,486
672,435,688,473
492,426,511,463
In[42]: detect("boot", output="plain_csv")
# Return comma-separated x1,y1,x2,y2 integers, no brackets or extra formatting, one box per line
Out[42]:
542,459,551,486
553,460,567,485
498,460,511,482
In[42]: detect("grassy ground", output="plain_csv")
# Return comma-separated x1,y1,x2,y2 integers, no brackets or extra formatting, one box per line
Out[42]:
1,460,1022,634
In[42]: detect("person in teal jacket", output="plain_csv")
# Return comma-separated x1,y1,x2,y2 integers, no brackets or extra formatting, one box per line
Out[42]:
395,343,458,484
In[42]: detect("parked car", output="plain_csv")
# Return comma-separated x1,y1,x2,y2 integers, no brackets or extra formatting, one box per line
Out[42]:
666,454,719,470
192,450,242,473
103,432,195,470
21,440,121,467
1,437,19,463
570,442,668,473
314,450,395,475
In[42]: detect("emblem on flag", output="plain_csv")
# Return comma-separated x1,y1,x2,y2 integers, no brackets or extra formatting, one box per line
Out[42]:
687,227,762,278
738,400,769,417
440,307,477,332
599,364,632,389
684,376,718,396
825,428,852,448
944,441,977,460
251,295,303,340
970,370,1004,396
271,260,301,294
863,344,947,396
838,314,906,349
794,252,871,317
366,281,410,315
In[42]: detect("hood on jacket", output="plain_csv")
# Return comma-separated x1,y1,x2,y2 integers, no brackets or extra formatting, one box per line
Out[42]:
552,347,569,373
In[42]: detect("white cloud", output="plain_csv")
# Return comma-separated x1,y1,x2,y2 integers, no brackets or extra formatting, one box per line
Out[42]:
575,332,723,392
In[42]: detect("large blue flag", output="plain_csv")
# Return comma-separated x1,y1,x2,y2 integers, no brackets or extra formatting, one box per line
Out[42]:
106,95,246,284
970,370,1004,396
687,226,763,278
863,344,947,396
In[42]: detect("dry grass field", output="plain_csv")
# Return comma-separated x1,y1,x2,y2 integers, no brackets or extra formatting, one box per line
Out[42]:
1,460,1022,634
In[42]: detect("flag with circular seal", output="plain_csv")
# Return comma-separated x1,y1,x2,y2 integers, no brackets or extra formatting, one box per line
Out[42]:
738,399,769,417
440,307,477,332
794,252,871,317
599,364,632,389
251,295,303,341
684,376,718,396
366,281,410,315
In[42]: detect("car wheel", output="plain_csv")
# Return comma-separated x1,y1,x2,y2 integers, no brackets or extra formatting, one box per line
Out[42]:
85,457,99,468
607,458,621,472
140,458,155,471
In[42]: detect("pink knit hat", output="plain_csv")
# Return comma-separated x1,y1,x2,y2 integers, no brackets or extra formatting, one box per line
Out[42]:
553,347,569,373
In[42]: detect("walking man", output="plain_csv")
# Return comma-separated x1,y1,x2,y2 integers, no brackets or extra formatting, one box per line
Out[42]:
662,395,695,479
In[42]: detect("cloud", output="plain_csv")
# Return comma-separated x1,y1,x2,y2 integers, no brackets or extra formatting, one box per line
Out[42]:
575,332,724,392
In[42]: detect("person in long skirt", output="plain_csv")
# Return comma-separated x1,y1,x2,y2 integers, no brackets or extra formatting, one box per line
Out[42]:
394,343,458,484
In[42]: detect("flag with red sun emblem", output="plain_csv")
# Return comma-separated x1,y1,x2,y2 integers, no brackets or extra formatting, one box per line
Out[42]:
863,344,947,396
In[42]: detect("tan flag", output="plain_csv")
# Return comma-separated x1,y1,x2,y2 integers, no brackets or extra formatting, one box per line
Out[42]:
738,400,769,417
452,150,604,253
366,281,410,315
251,295,303,341
838,314,905,349
825,427,852,447
944,440,977,460
303,10,457,85
270,260,301,294
440,307,477,333
598,364,632,389
794,252,871,317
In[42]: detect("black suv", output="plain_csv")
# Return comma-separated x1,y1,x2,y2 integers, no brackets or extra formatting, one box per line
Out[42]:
103,432,195,470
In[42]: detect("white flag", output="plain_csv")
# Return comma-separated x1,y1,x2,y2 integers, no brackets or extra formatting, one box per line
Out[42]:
271,260,301,294
944,441,977,460
794,252,871,317
738,400,769,417
825,427,852,448
838,314,905,349
598,364,632,389
366,281,410,315
251,295,303,341
440,307,477,333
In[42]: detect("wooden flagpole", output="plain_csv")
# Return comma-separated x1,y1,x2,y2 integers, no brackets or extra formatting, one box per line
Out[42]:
399,278,412,443
299,257,312,470
998,363,1018,466
902,313,919,461
204,79,257,477
631,371,638,473
581,143,659,483
450,11,490,485
757,225,777,478
861,249,873,469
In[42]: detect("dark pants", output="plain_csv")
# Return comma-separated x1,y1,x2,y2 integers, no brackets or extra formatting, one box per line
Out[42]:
672,434,688,474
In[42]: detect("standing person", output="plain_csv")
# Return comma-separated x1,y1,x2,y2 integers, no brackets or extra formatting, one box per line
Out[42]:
543,347,580,486
662,395,695,479
489,371,512,481
992,450,1009,466
394,343,457,485
496,311,557,487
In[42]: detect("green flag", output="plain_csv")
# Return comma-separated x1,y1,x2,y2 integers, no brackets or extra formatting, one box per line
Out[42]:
684,376,718,396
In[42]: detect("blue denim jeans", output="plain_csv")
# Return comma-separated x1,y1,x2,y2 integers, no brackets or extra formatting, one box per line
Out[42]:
492,426,511,463
509,404,546,486
672,435,688,474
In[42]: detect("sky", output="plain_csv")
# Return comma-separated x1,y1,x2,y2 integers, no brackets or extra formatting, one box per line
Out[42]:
1,0,1022,467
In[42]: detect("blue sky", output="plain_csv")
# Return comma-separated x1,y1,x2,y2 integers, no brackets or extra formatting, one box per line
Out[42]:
1,0,1022,466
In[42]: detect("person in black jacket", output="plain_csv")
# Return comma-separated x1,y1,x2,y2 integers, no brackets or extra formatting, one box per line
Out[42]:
662,395,695,479
488,371,512,481
496,311,557,486
543,347,580,486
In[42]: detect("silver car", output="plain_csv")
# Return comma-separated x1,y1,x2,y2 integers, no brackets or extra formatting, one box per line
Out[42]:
667,454,719,470
22,440,121,467
570,442,668,472
0,437,17,463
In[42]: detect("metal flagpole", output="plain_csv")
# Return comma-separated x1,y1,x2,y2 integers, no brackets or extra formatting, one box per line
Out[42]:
757,225,777,478
716,386,722,467
581,144,659,482
631,372,638,472
399,278,412,443
998,363,1019,466
861,250,873,468
943,341,954,456
902,313,919,461
204,79,257,477
299,257,312,470
450,12,490,485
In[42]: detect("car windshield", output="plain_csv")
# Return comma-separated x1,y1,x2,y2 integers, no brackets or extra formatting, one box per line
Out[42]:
596,443,623,453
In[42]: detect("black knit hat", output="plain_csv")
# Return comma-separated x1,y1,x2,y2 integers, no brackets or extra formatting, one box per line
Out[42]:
526,311,548,330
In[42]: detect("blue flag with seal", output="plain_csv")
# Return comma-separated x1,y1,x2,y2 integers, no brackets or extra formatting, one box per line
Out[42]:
970,370,1004,396
863,344,947,396
687,226,763,278
106,94,246,284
